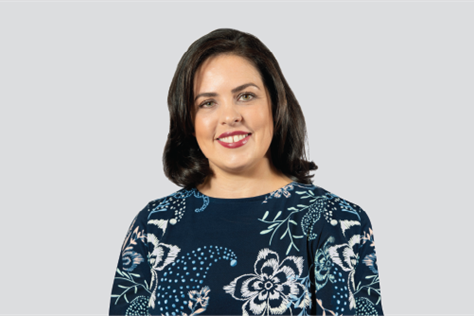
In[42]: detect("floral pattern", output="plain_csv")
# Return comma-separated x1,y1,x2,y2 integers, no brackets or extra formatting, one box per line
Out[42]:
314,237,336,291
184,286,211,316
121,218,146,272
147,219,181,309
262,182,316,203
224,248,310,315
328,235,360,310
109,183,383,315
147,220,181,271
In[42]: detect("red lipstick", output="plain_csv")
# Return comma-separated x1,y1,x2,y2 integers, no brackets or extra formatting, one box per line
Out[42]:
216,131,251,149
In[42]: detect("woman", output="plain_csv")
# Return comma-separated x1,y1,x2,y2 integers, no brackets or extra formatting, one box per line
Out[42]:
109,28,383,316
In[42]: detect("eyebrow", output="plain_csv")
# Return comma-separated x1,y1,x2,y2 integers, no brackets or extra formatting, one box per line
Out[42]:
194,83,260,102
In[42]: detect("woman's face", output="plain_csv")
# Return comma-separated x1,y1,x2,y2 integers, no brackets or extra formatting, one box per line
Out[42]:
193,54,274,177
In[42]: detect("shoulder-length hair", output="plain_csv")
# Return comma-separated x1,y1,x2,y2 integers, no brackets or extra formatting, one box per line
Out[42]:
163,28,317,189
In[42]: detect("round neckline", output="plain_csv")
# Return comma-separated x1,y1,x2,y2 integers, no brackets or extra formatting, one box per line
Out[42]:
194,181,298,203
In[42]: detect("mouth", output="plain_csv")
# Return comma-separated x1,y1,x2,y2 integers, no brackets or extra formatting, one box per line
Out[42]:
216,133,251,143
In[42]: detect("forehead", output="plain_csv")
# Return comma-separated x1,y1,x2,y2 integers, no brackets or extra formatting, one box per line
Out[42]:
193,54,263,93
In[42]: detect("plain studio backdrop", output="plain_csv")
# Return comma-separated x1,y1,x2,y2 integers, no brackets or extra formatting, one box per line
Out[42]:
0,1,472,315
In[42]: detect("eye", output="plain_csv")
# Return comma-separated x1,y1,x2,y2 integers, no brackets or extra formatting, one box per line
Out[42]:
238,93,255,101
199,100,215,108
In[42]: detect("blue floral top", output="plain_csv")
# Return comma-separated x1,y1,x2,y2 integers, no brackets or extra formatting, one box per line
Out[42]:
109,182,383,316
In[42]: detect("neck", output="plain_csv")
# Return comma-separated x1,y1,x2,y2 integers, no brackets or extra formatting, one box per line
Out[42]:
197,163,293,199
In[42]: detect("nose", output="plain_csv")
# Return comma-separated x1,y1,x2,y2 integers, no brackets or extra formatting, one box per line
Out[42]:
220,103,242,126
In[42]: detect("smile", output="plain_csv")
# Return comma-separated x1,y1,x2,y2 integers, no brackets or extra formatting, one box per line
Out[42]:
217,133,250,143
216,133,251,149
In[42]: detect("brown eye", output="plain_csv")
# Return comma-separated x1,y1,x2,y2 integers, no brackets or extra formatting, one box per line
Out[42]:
239,93,254,101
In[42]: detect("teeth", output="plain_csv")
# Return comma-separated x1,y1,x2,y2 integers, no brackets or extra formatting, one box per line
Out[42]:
219,134,249,143
221,136,233,143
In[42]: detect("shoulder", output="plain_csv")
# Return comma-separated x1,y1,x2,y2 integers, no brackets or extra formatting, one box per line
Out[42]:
289,183,373,241
301,184,376,249
130,187,210,228
307,183,372,224
122,188,199,244
138,187,196,218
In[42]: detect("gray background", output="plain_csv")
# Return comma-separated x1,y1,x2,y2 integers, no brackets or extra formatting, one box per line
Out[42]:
0,1,472,315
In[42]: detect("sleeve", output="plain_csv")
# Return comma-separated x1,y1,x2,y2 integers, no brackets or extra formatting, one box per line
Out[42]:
109,204,152,316
352,210,384,315
313,199,384,316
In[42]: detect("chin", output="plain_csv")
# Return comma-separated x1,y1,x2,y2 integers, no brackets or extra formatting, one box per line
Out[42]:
211,158,266,175
220,163,251,174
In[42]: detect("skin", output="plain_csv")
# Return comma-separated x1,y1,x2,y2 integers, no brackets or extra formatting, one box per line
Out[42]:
193,54,292,198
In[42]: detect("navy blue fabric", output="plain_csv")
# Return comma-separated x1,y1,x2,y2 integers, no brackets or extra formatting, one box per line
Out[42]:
109,182,383,315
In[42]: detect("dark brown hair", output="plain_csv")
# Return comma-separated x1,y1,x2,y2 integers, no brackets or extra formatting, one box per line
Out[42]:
163,28,317,189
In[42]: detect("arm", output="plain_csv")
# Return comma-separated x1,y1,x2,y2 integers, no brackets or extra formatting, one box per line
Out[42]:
352,211,383,315
313,199,383,315
109,205,153,315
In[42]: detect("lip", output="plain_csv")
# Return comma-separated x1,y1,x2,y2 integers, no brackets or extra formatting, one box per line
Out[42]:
217,131,251,139
216,131,251,149
217,136,250,149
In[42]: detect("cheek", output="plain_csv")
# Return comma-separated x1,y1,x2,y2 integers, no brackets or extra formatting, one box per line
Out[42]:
194,115,214,142
265,124,274,145
257,111,274,140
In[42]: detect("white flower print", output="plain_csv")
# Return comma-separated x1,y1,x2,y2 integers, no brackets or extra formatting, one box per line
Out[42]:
328,234,361,310
148,232,180,271
147,219,181,309
224,248,309,315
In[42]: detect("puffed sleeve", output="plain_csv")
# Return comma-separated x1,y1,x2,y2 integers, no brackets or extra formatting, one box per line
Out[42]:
313,198,384,315
109,205,152,315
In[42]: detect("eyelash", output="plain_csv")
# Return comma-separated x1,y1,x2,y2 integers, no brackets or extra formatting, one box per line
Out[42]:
199,100,215,108
198,92,256,108
238,92,255,101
